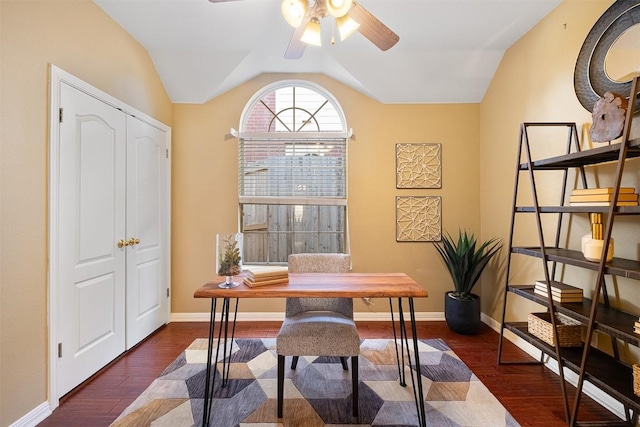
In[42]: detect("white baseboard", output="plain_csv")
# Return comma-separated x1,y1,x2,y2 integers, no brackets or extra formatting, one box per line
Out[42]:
171,311,445,323
171,312,285,322
354,311,444,321
481,314,626,421
481,313,544,359
8,402,51,427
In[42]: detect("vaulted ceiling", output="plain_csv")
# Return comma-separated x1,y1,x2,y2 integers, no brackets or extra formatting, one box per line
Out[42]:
93,0,562,104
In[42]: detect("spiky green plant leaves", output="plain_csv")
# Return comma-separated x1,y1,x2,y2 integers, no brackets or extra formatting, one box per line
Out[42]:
433,230,502,300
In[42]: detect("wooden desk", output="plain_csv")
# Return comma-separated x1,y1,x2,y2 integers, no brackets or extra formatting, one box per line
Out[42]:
194,272,428,299
194,272,428,426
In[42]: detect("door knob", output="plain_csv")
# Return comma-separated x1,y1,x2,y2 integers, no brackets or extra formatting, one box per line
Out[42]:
128,237,137,246
117,239,129,248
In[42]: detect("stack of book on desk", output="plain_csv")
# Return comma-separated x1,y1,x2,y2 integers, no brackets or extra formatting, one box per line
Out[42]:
243,266,289,287
569,187,638,207
533,280,583,303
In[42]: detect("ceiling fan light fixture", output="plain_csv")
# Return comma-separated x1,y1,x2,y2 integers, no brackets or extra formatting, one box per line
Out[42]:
281,0,308,28
301,17,322,46
326,0,353,18
337,14,359,41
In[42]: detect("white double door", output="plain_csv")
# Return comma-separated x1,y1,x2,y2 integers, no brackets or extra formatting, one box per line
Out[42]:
56,82,169,397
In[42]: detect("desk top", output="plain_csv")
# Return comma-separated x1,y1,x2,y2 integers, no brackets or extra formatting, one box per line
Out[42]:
193,273,428,299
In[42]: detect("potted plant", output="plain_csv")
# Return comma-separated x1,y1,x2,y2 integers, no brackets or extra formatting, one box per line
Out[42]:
217,233,242,288
434,230,502,335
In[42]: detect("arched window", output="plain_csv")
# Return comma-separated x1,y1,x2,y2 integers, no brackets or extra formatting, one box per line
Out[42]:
238,81,349,264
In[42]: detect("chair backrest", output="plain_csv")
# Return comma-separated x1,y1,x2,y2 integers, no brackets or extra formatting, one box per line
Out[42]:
286,253,352,318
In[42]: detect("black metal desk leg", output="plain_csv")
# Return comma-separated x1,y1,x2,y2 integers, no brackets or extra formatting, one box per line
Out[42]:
387,296,428,427
398,298,422,425
202,297,239,426
221,298,239,386
409,297,426,427
388,298,406,387
202,298,217,427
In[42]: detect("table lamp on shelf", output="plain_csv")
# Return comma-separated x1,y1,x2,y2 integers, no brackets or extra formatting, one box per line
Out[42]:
216,233,243,288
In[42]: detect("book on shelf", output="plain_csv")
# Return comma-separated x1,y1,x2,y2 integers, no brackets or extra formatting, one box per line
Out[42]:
569,193,638,203
243,277,289,288
533,287,583,298
634,327,640,335
533,288,583,303
571,187,635,196
569,201,639,207
246,266,289,281
534,280,583,294
634,320,640,329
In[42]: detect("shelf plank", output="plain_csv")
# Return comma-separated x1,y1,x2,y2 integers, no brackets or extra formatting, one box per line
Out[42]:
509,285,640,346
518,138,640,170
516,206,640,215
512,247,640,280
505,322,640,411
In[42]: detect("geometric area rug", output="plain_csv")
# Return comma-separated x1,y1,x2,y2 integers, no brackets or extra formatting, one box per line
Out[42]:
110,338,520,427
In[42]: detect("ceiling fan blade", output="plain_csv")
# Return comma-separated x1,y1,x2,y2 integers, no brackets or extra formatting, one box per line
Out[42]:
349,1,399,51
284,13,311,60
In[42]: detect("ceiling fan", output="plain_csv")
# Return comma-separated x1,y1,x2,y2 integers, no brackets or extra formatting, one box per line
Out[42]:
208,0,399,59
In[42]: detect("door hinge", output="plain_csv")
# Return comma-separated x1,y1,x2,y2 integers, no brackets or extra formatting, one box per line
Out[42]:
59,108,64,123
167,288,170,298
58,343,63,358
165,148,169,159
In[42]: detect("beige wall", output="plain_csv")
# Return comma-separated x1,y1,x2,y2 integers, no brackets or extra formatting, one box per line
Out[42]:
0,1,172,425
3,0,638,424
172,73,481,315
480,0,640,357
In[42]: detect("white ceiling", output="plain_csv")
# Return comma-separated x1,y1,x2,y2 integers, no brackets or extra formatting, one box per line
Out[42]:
93,0,562,104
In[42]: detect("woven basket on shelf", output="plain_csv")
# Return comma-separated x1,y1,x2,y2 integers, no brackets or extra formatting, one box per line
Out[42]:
527,312,582,347
633,364,640,397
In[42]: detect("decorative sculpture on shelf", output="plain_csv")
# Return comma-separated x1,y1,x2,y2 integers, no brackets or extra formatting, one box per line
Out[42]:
590,91,627,142
581,213,614,262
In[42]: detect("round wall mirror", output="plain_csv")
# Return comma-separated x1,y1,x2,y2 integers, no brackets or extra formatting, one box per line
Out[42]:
605,24,640,83
574,0,640,113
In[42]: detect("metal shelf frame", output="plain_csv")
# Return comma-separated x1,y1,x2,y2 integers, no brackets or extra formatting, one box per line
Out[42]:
497,76,640,426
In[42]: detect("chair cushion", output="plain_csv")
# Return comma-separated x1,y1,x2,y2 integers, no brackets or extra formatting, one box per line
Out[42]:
286,297,353,318
276,311,360,357
287,253,351,274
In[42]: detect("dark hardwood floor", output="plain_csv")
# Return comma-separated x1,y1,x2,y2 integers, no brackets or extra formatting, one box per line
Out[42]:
38,321,621,426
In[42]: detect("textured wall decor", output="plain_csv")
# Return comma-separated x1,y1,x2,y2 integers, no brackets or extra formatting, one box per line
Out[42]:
396,196,441,242
396,143,442,189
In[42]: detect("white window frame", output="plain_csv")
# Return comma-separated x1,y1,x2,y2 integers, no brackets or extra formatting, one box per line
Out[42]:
238,80,349,264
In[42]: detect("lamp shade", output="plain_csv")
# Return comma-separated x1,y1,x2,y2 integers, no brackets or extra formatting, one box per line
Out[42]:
326,0,353,18
337,14,360,41
301,18,322,46
281,0,307,28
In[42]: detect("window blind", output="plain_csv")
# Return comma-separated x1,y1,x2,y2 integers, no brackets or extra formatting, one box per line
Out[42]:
239,134,347,204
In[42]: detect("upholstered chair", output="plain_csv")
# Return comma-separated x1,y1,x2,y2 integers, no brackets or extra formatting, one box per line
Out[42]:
276,253,360,418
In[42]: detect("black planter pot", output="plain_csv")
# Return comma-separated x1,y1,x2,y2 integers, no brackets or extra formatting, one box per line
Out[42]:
444,291,481,335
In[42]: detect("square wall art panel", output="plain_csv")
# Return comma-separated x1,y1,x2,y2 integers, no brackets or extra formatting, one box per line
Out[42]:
396,143,442,189
396,196,442,242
